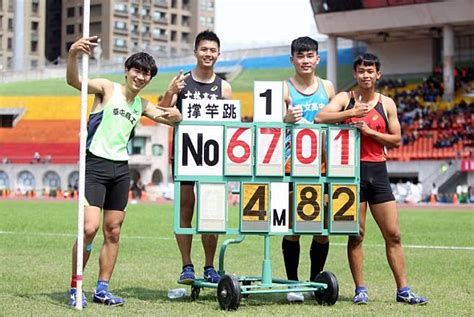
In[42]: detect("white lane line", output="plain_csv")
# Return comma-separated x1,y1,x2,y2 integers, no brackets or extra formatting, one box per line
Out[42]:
0,230,473,250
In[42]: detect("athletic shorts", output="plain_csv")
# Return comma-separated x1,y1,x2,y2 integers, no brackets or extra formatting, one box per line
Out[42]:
360,161,395,205
85,152,130,211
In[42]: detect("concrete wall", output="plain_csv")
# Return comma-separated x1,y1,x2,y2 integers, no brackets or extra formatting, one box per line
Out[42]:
368,39,434,75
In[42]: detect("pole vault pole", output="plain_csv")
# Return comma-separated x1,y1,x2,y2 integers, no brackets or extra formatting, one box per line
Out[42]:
75,0,90,310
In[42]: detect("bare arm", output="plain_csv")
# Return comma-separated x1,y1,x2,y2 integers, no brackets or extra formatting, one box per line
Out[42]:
316,92,371,123
66,36,110,95
315,92,352,123
142,99,182,127
222,80,233,99
353,97,401,148
322,79,336,100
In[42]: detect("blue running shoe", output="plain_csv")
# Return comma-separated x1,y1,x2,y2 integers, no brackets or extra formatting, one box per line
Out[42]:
353,286,368,304
396,287,428,305
68,288,87,308
93,289,125,306
203,266,221,283
178,265,195,284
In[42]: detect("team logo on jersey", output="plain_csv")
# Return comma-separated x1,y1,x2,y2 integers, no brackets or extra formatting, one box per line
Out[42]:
372,114,379,121
210,85,218,91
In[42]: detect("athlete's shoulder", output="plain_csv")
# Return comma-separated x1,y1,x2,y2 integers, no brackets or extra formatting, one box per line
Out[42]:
380,93,396,108
320,78,335,98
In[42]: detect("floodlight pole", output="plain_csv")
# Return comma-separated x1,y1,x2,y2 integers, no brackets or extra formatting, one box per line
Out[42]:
75,0,90,310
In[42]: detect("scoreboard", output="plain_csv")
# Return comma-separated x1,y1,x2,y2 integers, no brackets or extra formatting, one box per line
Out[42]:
173,81,360,236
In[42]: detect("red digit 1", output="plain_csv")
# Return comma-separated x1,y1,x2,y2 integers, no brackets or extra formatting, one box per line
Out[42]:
227,128,250,163
296,129,317,164
261,128,281,163
334,129,349,165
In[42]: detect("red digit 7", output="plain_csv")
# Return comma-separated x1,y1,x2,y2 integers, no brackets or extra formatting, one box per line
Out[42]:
261,128,281,163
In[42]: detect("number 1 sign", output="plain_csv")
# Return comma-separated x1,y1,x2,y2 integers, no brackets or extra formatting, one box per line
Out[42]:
253,81,284,123
327,127,357,177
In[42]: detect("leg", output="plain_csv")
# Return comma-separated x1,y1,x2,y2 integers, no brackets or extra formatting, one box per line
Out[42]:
71,206,101,280
310,191,330,280
369,201,407,289
175,183,195,266
347,201,368,288
282,191,301,281
98,210,125,282
202,234,218,267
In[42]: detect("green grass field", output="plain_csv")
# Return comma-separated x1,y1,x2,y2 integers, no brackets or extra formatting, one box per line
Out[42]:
0,200,473,316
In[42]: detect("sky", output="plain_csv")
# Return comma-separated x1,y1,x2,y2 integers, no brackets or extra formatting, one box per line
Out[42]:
215,0,325,50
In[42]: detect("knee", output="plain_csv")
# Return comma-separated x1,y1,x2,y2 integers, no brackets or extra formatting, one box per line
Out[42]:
313,236,328,244
385,230,402,245
284,235,300,242
104,224,122,244
349,229,365,246
84,223,99,239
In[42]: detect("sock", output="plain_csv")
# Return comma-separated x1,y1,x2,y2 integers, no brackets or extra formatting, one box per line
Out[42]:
70,275,78,288
398,286,410,294
356,286,368,294
183,264,194,271
203,265,214,271
309,239,330,281
96,280,109,293
282,238,300,281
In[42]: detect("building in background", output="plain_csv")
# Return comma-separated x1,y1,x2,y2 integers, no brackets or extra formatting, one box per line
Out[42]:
60,0,215,62
0,0,46,71
45,0,62,63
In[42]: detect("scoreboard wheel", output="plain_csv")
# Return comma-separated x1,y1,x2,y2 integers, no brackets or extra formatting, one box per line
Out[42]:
217,275,241,310
190,286,200,301
314,271,339,306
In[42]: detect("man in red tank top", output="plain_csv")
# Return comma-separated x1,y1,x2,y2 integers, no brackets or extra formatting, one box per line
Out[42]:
316,53,427,305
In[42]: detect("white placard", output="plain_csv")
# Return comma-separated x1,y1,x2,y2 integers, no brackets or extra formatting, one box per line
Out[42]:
292,127,321,177
181,99,241,122
328,128,356,177
177,125,223,176
270,182,289,233
253,81,284,122
198,183,227,232
225,127,253,175
256,127,284,176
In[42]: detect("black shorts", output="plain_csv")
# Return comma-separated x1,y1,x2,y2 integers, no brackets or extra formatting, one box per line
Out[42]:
85,153,130,211
360,161,395,205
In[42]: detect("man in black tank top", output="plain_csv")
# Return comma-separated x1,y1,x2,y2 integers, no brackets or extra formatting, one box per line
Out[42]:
160,30,232,284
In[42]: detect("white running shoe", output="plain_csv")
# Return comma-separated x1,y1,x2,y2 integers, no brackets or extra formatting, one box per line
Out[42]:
287,291,304,303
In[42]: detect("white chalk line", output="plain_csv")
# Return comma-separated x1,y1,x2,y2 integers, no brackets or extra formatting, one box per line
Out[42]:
0,230,473,251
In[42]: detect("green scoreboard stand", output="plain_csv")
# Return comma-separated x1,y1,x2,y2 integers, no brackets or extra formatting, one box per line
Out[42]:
173,81,360,310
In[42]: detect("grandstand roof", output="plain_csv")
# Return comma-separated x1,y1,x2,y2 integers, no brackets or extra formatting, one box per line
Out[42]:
311,1,474,43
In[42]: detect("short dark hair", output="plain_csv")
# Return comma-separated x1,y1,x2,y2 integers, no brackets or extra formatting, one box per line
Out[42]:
291,36,319,56
353,53,381,72
124,52,158,78
194,30,220,50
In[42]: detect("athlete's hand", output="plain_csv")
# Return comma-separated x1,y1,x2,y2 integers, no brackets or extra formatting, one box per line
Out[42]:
286,105,303,123
167,70,188,95
161,107,182,123
351,95,370,118
350,121,371,135
69,36,100,57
